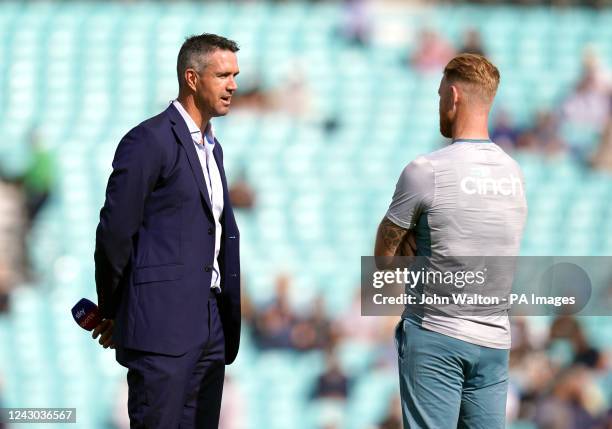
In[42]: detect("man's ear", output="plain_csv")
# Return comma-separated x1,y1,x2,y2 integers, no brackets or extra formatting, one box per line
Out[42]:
450,84,460,108
184,69,198,92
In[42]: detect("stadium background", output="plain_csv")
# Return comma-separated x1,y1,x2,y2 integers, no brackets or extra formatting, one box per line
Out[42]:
0,0,611,428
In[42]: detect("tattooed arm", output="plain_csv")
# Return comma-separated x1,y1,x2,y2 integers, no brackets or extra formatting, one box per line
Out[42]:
374,217,415,269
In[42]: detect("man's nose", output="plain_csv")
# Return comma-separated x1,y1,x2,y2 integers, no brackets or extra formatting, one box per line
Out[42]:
227,77,238,92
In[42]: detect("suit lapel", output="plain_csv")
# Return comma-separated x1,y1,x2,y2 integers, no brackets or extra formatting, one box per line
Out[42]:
167,105,213,215
213,141,229,199
213,141,231,223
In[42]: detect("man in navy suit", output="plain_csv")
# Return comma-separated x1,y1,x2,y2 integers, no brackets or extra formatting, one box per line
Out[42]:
93,33,241,428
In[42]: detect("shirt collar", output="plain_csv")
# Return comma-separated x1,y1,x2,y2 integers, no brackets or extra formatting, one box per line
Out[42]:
452,138,492,144
172,100,216,146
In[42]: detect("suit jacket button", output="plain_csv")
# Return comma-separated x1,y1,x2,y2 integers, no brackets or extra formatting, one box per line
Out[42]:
205,266,212,272
208,227,213,235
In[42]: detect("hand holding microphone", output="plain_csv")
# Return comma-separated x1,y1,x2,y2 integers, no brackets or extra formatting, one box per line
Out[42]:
92,319,115,349
71,298,115,349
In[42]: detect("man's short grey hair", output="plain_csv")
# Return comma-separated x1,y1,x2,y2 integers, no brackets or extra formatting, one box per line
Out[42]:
176,33,239,89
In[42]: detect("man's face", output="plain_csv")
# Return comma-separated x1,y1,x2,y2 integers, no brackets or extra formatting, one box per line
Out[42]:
438,76,455,139
193,49,239,118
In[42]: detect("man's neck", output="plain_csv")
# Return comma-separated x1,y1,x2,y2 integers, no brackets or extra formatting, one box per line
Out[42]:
451,109,490,141
176,95,211,133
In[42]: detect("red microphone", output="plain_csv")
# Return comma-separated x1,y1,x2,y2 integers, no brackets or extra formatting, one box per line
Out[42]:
71,298,102,331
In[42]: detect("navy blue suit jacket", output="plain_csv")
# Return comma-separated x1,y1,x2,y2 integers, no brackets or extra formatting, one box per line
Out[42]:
95,104,241,363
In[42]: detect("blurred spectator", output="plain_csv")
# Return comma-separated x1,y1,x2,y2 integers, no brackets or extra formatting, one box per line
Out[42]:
491,109,521,152
517,111,566,156
561,49,611,134
0,178,27,286
533,366,602,429
409,29,455,74
271,63,313,119
560,49,611,161
597,409,612,429
377,395,402,429
219,375,247,429
459,28,486,57
509,317,545,367
337,289,387,345
252,274,297,350
591,117,612,172
549,316,606,370
291,295,336,351
311,352,350,401
0,259,11,313
231,80,273,113
512,351,556,402
340,0,371,46
240,279,256,327
505,315,611,427
232,63,313,120
229,169,256,210
21,127,55,224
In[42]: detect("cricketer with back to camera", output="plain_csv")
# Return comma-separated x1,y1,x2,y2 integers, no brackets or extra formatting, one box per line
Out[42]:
375,53,528,429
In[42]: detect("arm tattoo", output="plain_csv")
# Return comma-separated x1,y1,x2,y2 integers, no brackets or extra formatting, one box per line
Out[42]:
380,217,408,252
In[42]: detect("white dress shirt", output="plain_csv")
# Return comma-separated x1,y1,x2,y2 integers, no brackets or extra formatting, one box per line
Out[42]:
172,100,224,291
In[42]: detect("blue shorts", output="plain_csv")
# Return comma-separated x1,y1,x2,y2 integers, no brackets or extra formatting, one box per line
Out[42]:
395,318,509,429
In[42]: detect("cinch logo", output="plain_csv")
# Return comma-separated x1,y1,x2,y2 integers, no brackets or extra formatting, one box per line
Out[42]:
460,174,523,196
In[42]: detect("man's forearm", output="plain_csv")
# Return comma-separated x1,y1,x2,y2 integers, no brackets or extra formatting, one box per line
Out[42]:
374,217,409,269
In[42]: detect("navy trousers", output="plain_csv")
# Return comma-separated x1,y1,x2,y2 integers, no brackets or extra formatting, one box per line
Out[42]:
116,294,225,429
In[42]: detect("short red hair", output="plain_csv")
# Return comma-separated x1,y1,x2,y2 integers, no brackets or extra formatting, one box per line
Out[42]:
444,54,500,102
